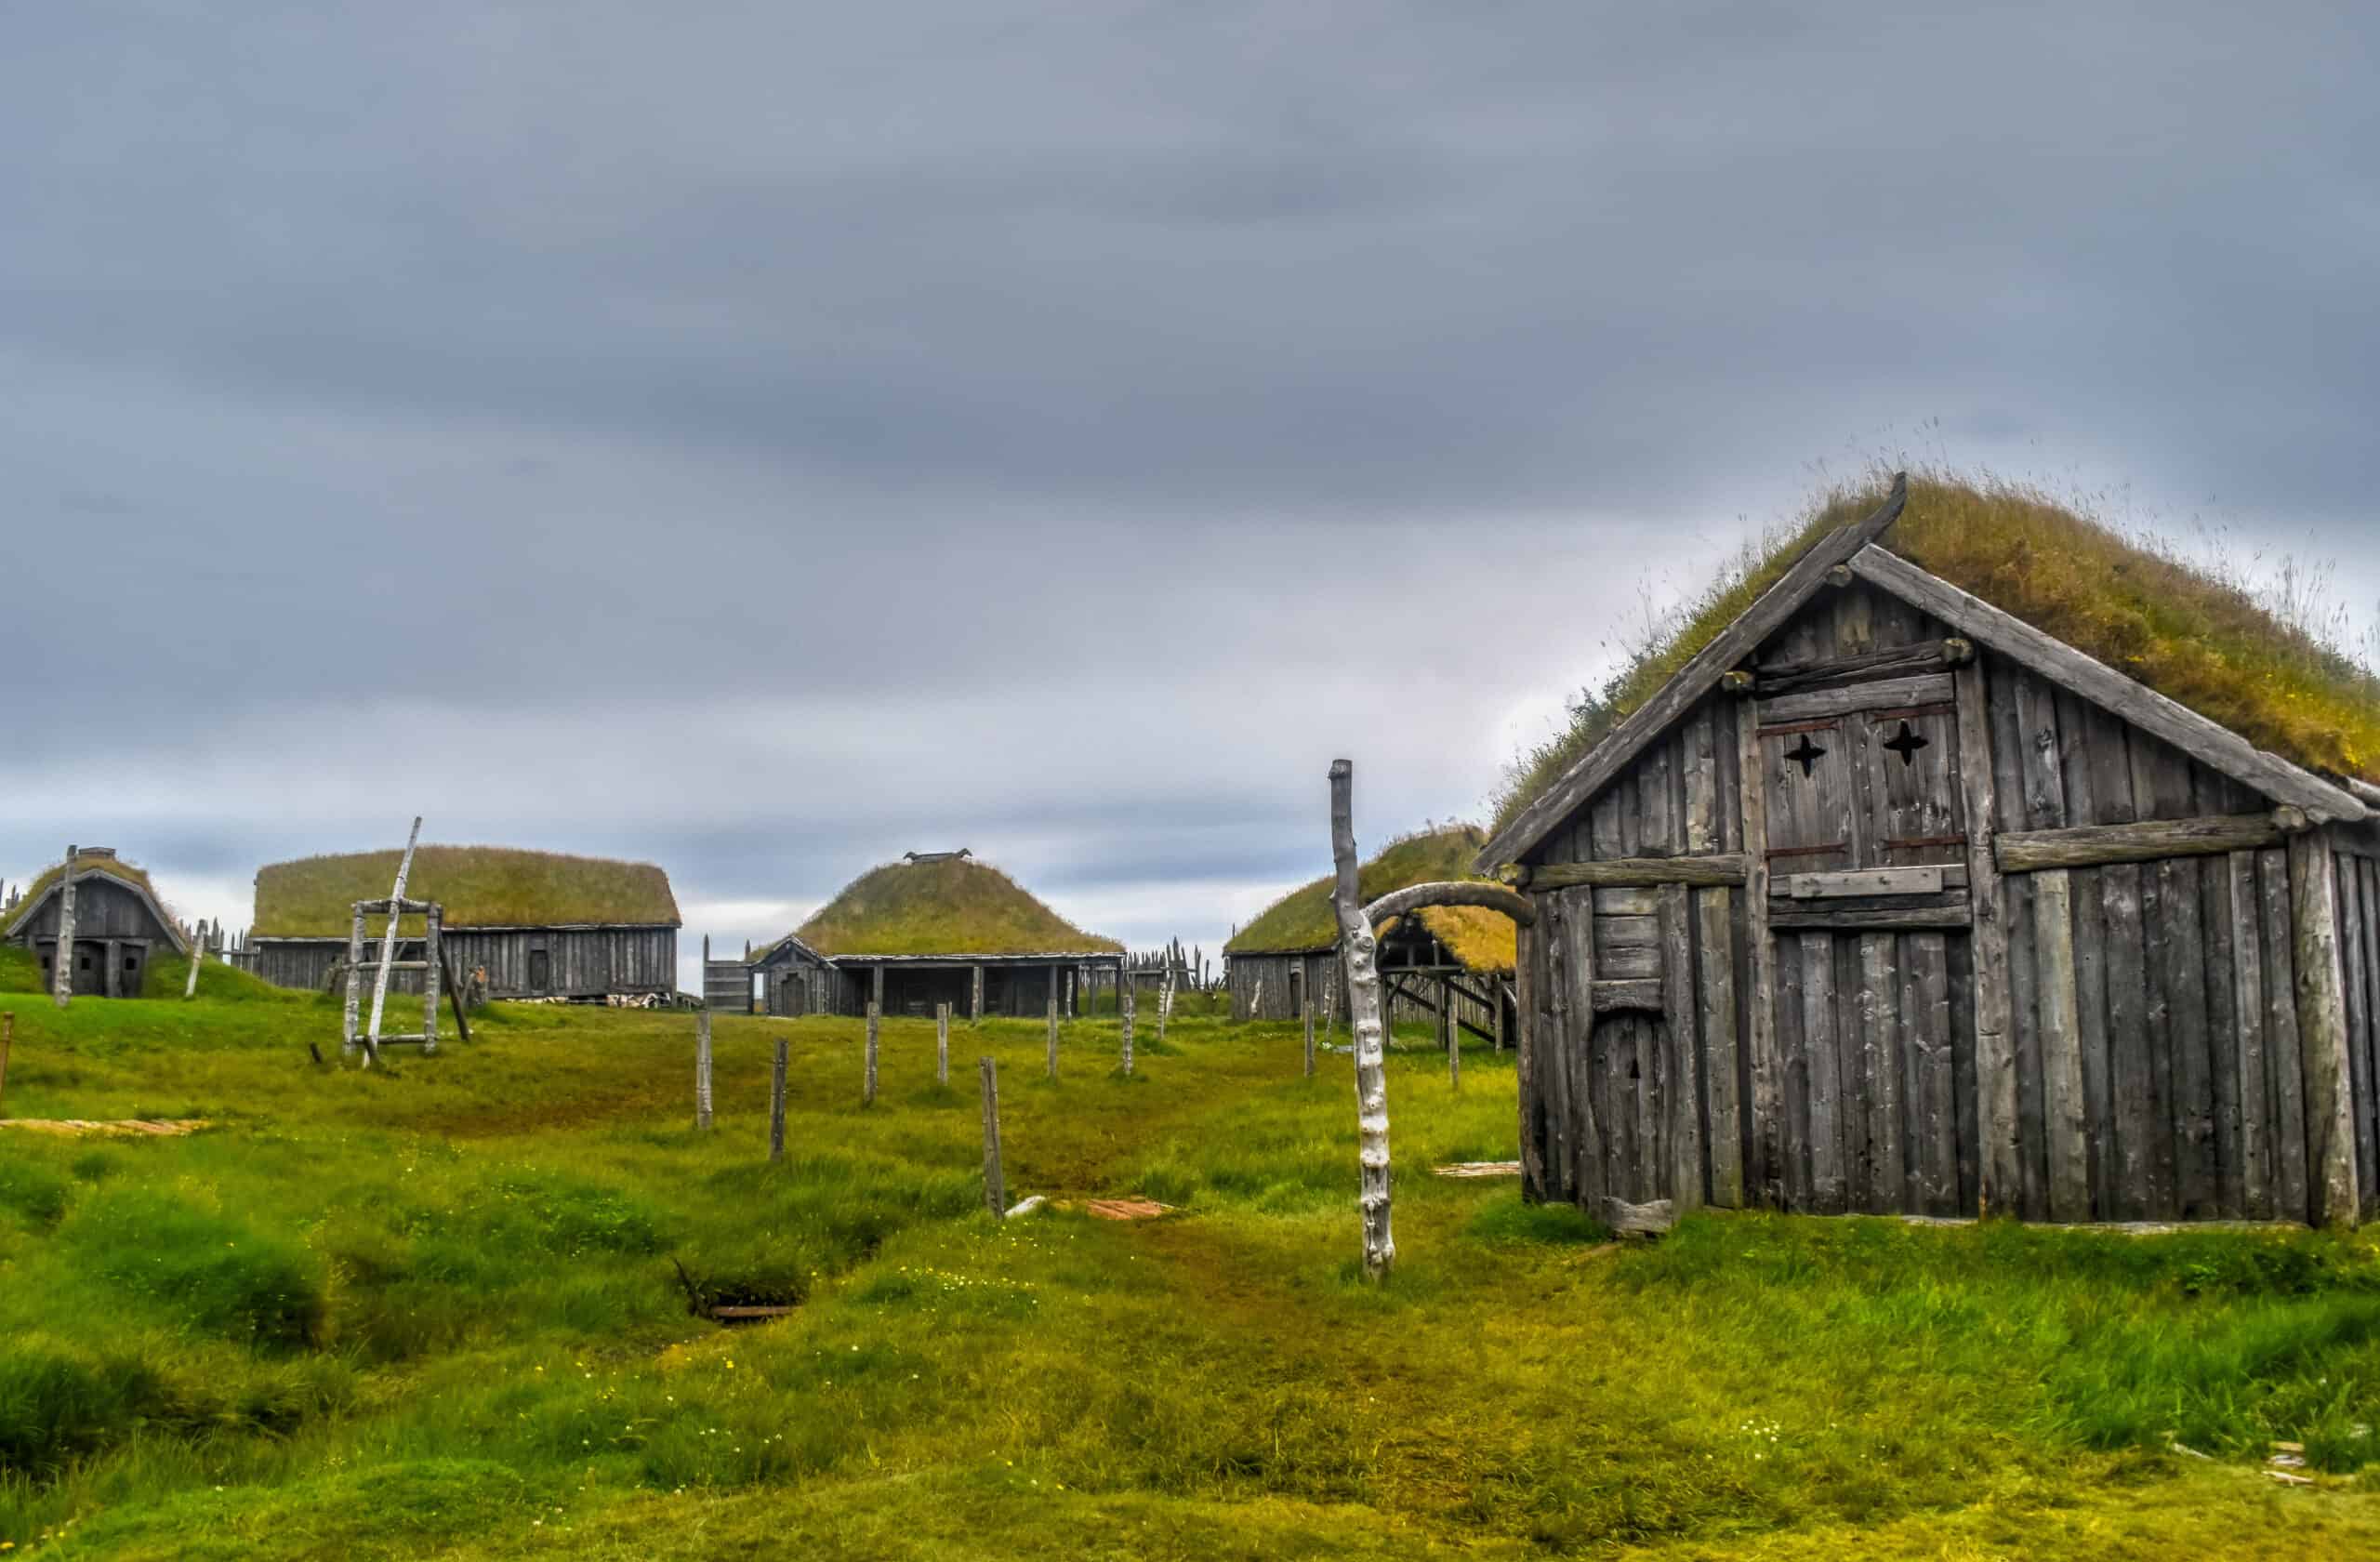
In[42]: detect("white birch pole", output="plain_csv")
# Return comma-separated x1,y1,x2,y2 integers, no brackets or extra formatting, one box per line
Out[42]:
1329,760,1394,1281
50,847,78,1011
1119,979,1136,1076
865,1001,880,1105
363,815,423,1066
937,1001,952,1086
183,918,206,999
694,1009,714,1130
1156,965,1175,1049
1044,993,1058,1079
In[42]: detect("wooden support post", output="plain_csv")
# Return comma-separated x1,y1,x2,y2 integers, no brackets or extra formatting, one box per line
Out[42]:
1045,994,1058,1079
1952,660,2018,1213
871,962,884,1020
937,1001,952,1086
50,847,78,1011
865,1002,880,1105
342,905,366,1058
980,1055,1006,1215
364,816,423,1066
103,938,121,999
694,1009,714,1130
421,906,443,1054
184,919,205,999
0,1012,12,1116
2290,833,2359,1223
1737,712,1781,1203
2032,870,2089,1221
1329,760,1394,1280
1120,981,1136,1075
1302,988,1316,1078
1157,966,1175,1049
971,964,984,1024
769,1038,788,1162
1443,973,1459,1091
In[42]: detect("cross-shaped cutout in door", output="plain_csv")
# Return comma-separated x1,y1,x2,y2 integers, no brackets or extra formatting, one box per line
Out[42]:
1883,720,1931,767
1783,734,1828,776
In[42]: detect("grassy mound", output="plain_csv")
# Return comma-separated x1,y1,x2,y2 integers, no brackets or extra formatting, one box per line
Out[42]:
252,846,680,936
1224,826,1514,971
1494,468,2380,835
783,856,1118,959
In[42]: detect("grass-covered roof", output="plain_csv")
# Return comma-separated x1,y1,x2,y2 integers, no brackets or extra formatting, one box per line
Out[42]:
253,847,680,937
779,856,1120,960
6,854,177,935
1494,469,2380,832
1223,826,1517,973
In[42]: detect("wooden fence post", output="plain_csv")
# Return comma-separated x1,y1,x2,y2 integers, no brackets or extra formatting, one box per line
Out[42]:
865,1002,880,1105
1329,761,1394,1280
1303,992,1316,1078
979,1056,1006,1215
694,1009,714,1130
971,964,984,1024
1156,968,1175,1049
0,1013,12,1116
1046,993,1059,1079
1120,982,1136,1075
936,1001,951,1086
1444,973,1459,1091
342,905,366,1058
183,918,205,999
422,905,442,1055
769,1038,787,1162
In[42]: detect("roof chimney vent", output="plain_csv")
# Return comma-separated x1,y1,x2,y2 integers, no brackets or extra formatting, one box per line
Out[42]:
903,848,972,864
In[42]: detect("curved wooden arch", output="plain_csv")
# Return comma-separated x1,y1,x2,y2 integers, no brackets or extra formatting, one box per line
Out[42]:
1360,880,1537,930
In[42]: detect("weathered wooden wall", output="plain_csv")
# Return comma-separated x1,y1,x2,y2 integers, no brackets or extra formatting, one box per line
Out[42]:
254,926,677,999
8,876,181,998
1517,576,2367,1225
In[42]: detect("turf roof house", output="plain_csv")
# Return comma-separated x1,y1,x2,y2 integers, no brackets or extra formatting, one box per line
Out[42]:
1224,826,1516,1039
247,847,681,1000
749,851,1124,1019
1481,473,2380,1227
3,848,190,998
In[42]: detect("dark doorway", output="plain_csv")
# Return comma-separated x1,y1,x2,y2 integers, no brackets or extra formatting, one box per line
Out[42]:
528,947,551,993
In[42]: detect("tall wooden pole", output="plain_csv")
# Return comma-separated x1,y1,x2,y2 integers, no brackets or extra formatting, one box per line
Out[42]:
364,815,423,1066
936,1001,951,1086
0,1013,13,1116
694,1009,714,1130
1119,977,1136,1075
971,964,985,1024
1303,987,1316,1078
1329,761,1394,1280
342,905,366,1057
1045,993,1059,1079
50,846,78,1010
865,1002,880,1105
183,918,205,999
1444,973,1460,1092
769,1038,788,1162
979,1056,1006,1215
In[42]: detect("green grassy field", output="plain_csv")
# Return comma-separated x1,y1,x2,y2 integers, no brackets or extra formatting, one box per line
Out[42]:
1,962,2378,1557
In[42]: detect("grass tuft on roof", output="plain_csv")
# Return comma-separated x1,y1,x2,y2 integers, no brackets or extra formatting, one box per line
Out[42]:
1493,467,2380,834
1223,825,1516,972
252,847,680,937
786,856,1120,960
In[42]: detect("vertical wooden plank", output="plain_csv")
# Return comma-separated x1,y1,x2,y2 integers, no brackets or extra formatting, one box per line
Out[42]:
1559,886,1603,1203
2228,854,2272,1218
1661,884,1704,1211
1714,698,1744,855
1738,695,1783,1205
1697,887,1743,1208
2032,869,2089,1221
1802,933,1844,1212
2159,857,2217,1216
1904,931,1957,1214
2338,857,2375,1217
1858,933,1902,1213
1640,740,1675,857
2260,849,2311,1221
2290,834,2358,1224
1777,920,1810,1208
1514,912,1546,1201
1833,934,1872,1211
2365,860,2380,1218
1685,705,1719,856
1952,656,2017,1215
2199,839,2244,1216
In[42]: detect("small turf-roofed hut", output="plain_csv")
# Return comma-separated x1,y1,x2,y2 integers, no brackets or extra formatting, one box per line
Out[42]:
3,848,189,997
760,853,1122,1018
248,847,681,1000
1480,472,2380,1227
1225,826,1516,1039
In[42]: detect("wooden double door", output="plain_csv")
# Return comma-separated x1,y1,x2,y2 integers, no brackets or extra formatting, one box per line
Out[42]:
1752,669,1979,1214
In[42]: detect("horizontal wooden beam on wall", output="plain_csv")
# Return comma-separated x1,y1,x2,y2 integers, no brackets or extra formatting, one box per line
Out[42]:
1768,904,1976,932
1590,978,1664,1013
1518,854,1748,891
1994,811,2299,873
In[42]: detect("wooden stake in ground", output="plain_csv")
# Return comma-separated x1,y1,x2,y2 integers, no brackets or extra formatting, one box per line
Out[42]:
769,1038,788,1162
1329,760,1395,1281
1120,982,1136,1076
183,918,205,999
1324,969,1337,1039
1045,993,1059,1079
694,1009,714,1131
979,1056,1006,1215
0,1013,13,1116
1156,966,1175,1049
1443,973,1460,1091
937,1002,952,1086
363,815,424,1067
342,904,366,1058
1303,991,1316,1078
51,846,78,1011
865,1002,880,1105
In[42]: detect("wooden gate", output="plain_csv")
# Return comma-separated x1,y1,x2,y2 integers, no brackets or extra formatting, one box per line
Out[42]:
1752,668,1977,1214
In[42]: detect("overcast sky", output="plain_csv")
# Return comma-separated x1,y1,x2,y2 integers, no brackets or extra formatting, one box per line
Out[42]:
6,4,2376,986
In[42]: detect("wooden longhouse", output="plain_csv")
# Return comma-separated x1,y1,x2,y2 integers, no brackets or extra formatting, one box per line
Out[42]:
745,852,1122,1018
246,846,681,1001
3,848,190,998
1480,474,2380,1226
1225,825,1514,1041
